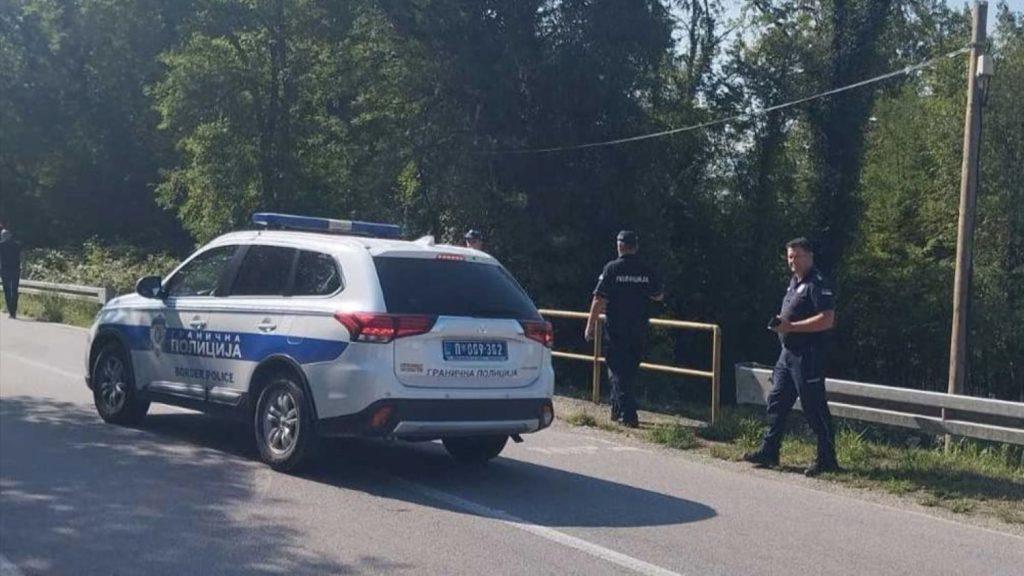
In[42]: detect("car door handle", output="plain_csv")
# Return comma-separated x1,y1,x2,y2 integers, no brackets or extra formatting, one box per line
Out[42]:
257,320,277,333
189,319,207,330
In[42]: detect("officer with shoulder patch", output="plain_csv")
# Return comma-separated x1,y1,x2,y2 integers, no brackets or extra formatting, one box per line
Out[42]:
744,237,839,476
585,230,663,428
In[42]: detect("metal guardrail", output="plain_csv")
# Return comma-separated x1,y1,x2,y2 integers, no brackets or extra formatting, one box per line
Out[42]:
538,309,722,425
736,363,1024,445
16,280,112,304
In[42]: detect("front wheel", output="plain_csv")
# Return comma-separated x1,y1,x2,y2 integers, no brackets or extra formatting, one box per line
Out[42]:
442,435,508,464
254,377,317,472
92,343,149,425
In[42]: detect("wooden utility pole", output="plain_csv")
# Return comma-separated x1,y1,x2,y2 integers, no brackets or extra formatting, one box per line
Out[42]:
946,1,988,438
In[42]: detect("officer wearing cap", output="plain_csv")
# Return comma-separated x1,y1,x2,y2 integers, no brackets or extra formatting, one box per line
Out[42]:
744,237,839,476
465,229,484,251
585,230,663,427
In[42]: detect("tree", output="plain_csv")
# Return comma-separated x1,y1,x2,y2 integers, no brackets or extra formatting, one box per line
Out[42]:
0,0,191,248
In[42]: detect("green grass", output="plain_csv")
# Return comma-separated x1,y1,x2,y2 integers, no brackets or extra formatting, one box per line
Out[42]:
646,424,699,449
564,412,598,427
696,406,764,443
562,411,623,433
2,293,99,328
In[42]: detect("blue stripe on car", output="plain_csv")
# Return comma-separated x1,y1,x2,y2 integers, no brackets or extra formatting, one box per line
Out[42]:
104,324,347,364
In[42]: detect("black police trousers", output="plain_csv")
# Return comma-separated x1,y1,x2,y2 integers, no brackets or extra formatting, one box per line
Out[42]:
760,347,836,463
1,275,17,318
605,334,645,425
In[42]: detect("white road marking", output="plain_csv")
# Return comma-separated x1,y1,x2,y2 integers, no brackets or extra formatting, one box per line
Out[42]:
1,352,82,381
391,477,685,576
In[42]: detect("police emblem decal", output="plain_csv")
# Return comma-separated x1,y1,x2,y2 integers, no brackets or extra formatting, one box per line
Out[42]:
150,316,167,357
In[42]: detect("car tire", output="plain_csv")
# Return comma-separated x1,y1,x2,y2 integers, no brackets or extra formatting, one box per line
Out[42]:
92,342,150,425
442,435,508,464
254,376,317,472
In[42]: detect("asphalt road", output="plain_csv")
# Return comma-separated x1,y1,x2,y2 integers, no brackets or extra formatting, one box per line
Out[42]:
1,315,1021,575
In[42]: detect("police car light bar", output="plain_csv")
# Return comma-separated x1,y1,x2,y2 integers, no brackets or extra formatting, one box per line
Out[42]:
252,213,402,239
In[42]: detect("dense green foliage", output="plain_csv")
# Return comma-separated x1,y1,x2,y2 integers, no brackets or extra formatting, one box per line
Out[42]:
1,0,1021,400
22,242,179,294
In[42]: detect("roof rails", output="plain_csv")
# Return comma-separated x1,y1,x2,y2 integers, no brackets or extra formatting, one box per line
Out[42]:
252,213,402,239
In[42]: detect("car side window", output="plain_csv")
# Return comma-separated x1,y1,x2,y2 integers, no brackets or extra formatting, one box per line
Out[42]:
292,250,342,296
165,246,237,298
230,245,296,296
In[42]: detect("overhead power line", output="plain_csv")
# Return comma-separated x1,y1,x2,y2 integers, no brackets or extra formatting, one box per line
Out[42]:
489,46,969,155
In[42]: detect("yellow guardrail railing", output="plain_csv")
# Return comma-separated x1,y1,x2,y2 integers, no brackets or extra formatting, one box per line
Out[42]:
538,309,722,425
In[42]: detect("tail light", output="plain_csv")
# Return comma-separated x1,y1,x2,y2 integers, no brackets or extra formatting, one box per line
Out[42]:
334,312,436,343
520,320,553,348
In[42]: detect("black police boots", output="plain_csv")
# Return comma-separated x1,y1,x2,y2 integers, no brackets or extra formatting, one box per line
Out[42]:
742,449,779,468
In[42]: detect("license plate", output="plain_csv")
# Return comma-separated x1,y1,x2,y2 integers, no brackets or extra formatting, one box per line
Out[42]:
443,340,508,361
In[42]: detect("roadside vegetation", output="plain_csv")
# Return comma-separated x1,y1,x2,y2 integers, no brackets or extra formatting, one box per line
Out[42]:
3,294,99,328
3,245,179,327
23,243,181,296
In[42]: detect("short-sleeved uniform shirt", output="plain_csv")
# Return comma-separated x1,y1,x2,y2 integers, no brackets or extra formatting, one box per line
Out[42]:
779,268,835,352
593,254,663,339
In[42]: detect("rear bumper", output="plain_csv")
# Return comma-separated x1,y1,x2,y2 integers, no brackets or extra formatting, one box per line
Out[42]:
316,398,554,439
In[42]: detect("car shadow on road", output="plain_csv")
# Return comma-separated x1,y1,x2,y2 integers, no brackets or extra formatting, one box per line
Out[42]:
132,410,716,529
307,436,718,529
0,396,410,576
133,406,716,530
1,396,716,574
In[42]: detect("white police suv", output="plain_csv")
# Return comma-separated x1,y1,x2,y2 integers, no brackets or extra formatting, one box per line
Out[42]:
85,213,555,470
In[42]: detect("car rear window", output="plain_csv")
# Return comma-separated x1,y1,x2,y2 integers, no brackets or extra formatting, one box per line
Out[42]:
373,257,541,320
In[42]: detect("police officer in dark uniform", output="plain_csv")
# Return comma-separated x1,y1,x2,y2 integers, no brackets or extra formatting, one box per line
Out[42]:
0,224,22,319
585,231,663,428
744,237,839,476
464,229,484,251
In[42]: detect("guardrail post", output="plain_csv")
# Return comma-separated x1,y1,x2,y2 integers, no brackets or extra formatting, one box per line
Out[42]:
591,319,603,404
711,326,721,426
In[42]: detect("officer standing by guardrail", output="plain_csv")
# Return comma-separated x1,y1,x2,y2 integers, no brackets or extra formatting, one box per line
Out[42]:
0,223,22,319
585,231,664,428
744,237,839,476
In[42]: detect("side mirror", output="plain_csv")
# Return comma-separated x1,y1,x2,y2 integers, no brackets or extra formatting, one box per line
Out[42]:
136,276,164,299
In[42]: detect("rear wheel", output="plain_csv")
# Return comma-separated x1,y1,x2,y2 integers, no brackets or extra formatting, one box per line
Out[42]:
254,377,317,472
92,343,149,425
442,435,508,464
